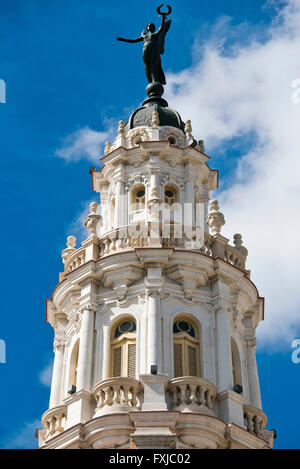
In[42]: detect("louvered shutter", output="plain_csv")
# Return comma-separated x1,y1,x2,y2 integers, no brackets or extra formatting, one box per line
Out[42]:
127,343,136,378
174,342,183,377
112,346,122,377
188,345,197,376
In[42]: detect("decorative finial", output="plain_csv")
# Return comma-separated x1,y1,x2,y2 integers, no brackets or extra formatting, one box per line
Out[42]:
198,139,205,153
84,202,102,237
61,236,76,264
117,5,172,96
206,200,225,236
118,120,125,136
152,111,160,127
185,119,192,136
104,141,111,155
66,235,76,249
233,233,248,256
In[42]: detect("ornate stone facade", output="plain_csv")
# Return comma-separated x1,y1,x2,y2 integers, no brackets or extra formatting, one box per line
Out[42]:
40,107,274,450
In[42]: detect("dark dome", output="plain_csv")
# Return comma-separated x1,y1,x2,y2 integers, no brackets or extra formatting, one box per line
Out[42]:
125,82,185,133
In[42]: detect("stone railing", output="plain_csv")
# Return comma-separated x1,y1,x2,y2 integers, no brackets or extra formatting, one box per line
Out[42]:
61,224,248,276
244,405,268,437
41,405,67,441
64,247,86,273
168,377,217,414
92,378,141,416
224,245,245,270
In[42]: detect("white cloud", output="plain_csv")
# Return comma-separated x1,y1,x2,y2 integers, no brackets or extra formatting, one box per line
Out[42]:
1,419,40,449
56,125,114,163
165,0,300,346
39,360,53,387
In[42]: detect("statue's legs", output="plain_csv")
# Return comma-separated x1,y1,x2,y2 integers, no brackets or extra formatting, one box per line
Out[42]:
152,57,166,85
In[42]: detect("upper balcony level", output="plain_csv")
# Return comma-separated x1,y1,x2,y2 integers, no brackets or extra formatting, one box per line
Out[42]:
61,199,249,279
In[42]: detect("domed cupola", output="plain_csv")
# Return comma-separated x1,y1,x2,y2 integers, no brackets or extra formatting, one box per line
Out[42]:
126,81,185,133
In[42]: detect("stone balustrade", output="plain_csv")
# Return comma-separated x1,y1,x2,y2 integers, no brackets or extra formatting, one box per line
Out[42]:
168,377,217,414
92,378,141,415
64,247,86,273
61,224,248,276
41,405,67,440
224,245,246,270
244,405,268,437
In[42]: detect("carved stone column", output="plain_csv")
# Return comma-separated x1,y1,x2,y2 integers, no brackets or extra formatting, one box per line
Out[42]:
246,337,262,409
215,302,233,392
76,304,96,391
114,162,126,228
49,340,65,409
146,289,162,372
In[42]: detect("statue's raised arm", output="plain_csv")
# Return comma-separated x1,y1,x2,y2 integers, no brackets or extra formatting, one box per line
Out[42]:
116,4,172,86
116,36,143,43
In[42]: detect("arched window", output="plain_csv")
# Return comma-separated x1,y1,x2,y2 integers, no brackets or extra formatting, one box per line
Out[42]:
131,186,145,211
231,338,242,387
173,318,200,378
164,185,178,206
68,340,79,390
110,319,136,378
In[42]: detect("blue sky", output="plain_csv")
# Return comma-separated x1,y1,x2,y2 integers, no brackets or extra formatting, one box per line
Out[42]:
0,0,300,449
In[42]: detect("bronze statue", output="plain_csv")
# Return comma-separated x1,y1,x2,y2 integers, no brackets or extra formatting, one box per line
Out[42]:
117,4,172,85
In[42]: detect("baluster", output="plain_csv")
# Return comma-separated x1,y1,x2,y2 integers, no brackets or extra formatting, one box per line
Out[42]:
112,385,120,405
104,386,112,406
122,385,130,406
97,390,105,409
253,415,260,435
104,238,110,254
189,384,197,404
45,420,50,437
49,417,56,435
246,413,253,432
56,415,63,433
206,390,213,409
111,238,116,251
131,386,137,407
179,384,187,404
199,386,206,407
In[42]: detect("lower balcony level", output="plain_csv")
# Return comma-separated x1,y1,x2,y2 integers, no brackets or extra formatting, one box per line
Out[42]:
39,375,274,449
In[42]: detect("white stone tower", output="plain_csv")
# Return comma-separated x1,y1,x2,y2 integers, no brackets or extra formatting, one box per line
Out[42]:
39,10,275,449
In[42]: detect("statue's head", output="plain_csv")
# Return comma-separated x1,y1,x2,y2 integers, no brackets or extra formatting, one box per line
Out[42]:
146,23,155,33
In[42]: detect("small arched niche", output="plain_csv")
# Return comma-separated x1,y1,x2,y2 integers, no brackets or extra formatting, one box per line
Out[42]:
231,338,242,387
68,339,79,390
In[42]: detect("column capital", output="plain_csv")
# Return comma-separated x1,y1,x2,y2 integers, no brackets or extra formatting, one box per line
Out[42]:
78,303,96,315
53,339,66,351
212,298,231,313
145,287,164,298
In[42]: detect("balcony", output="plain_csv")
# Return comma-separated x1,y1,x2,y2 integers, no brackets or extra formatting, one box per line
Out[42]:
41,405,67,441
243,405,268,438
92,378,141,416
168,377,217,415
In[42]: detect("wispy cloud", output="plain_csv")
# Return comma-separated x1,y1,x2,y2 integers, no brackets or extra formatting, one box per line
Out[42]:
165,0,300,345
1,419,40,449
56,124,115,163
39,360,53,387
